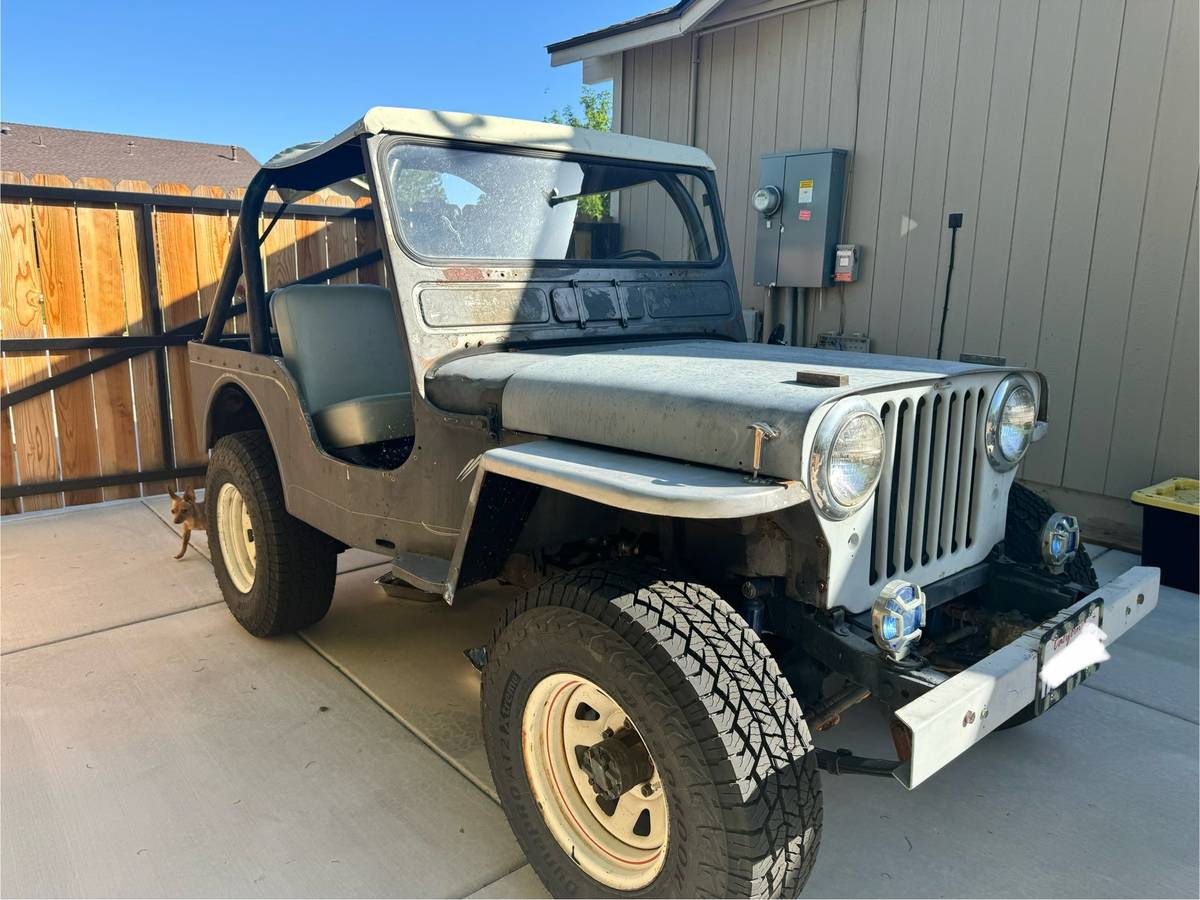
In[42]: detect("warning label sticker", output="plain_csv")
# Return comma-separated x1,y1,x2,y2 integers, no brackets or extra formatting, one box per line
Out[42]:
798,179,814,203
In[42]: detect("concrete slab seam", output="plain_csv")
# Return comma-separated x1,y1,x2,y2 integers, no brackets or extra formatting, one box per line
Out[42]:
294,630,501,804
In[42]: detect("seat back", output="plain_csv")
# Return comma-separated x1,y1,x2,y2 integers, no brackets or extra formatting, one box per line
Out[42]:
270,284,411,414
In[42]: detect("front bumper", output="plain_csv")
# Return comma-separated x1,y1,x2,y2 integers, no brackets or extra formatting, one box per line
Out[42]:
892,565,1160,788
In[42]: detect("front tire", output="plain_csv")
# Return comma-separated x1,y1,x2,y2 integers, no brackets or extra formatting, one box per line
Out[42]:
481,564,822,898
207,430,337,637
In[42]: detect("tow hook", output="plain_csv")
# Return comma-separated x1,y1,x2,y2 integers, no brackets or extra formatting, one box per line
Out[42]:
814,748,900,778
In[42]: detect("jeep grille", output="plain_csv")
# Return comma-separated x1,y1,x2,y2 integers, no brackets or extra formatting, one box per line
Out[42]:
869,383,991,587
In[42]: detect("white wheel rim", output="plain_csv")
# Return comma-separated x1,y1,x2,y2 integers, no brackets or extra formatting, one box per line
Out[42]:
216,483,256,593
522,673,668,890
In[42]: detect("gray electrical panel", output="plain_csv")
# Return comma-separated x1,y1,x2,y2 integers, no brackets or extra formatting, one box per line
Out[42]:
753,148,847,288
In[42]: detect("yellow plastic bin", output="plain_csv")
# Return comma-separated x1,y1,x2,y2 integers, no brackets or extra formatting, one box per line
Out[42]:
1131,477,1199,593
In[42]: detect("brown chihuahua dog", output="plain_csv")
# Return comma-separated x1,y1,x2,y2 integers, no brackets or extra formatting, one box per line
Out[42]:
169,488,208,559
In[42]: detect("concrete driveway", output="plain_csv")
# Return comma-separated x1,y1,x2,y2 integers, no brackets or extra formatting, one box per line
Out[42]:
2,497,1197,898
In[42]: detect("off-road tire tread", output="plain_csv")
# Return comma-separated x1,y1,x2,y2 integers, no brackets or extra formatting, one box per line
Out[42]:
484,562,821,898
207,430,336,636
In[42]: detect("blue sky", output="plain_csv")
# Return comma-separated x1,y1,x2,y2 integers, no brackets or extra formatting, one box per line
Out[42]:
1,0,653,161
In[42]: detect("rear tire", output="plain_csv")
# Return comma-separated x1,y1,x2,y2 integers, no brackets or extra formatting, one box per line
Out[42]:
206,430,337,637
481,563,822,898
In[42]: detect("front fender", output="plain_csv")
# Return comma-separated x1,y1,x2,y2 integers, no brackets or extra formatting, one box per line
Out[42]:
443,438,809,601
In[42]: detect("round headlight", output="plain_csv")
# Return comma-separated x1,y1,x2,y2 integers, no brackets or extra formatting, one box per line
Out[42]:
810,398,884,519
986,375,1037,471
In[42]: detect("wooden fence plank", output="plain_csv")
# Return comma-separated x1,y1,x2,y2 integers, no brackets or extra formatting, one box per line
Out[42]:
1,388,18,514
75,177,138,500
1,171,61,512
355,197,384,285
192,185,233,319
261,191,298,291
31,174,103,506
115,180,169,497
325,192,358,285
294,193,329,281
154,182,204,491
226,187,247,333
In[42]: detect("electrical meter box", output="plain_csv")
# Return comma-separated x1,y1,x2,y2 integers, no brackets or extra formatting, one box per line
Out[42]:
753,148,847,288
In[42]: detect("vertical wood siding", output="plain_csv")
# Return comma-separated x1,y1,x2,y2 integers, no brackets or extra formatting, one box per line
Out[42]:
618,0,1199,503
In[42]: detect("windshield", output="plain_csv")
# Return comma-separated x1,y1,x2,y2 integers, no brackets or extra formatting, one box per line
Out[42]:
385,143,720,265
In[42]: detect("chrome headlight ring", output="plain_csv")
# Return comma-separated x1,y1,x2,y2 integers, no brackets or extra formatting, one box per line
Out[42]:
985,374,1037,472
808,397,885,521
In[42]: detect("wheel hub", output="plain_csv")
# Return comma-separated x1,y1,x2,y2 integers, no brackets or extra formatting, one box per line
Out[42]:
576,729,655,803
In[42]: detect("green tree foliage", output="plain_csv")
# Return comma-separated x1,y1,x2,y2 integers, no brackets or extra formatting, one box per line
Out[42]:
547,86,612,221
394,168,447,205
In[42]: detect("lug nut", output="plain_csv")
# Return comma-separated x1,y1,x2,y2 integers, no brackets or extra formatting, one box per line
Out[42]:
602,728,613,738
641,784,654,797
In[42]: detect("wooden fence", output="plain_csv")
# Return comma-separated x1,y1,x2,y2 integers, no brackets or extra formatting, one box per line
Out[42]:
0,173,382,515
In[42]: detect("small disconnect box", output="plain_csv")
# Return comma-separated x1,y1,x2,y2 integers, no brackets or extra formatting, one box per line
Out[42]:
1131,477,1198,593
753,149,848,288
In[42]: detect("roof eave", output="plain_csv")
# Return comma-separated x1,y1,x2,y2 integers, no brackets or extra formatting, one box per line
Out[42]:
547,0,723,67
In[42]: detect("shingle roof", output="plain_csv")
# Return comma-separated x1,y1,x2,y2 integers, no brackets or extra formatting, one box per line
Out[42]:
546,1,694,53
0,121,260,190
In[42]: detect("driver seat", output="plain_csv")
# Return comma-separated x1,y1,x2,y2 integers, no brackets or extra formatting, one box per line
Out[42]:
270,284,414,450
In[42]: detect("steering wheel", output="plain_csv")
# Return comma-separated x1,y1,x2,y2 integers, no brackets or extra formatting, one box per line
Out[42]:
612,248,662,261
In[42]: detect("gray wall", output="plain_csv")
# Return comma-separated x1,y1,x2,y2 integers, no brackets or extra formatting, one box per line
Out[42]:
617,0,1198,518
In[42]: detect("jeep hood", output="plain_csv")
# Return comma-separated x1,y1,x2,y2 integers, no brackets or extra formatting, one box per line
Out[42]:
428,340,1036,482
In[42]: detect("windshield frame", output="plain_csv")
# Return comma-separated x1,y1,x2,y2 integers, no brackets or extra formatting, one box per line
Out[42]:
376,135,727,270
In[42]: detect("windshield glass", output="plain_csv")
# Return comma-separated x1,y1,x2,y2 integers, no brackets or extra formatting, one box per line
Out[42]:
385,143,720,264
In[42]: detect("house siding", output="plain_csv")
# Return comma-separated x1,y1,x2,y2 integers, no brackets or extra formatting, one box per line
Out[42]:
616,0,1198,518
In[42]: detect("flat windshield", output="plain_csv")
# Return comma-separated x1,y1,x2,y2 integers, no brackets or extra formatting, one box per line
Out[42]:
385,143,719,264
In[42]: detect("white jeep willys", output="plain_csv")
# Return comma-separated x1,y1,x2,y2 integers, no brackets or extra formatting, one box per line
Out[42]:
188,108,1159,898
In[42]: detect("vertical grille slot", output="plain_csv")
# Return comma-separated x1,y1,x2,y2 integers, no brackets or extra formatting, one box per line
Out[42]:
908,395,933,568
871,402,896,585
890,400,915,577
938,393,963,558
925,393,950,564
953,389,978,551
966,391,987,546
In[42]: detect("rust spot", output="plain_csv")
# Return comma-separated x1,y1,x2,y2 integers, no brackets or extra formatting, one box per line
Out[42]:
962,710,976,727
442,266,485,281
889,719,912,762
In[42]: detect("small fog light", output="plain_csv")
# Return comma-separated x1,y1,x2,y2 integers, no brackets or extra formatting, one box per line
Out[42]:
872,580,926,661
1040,513,1081,572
